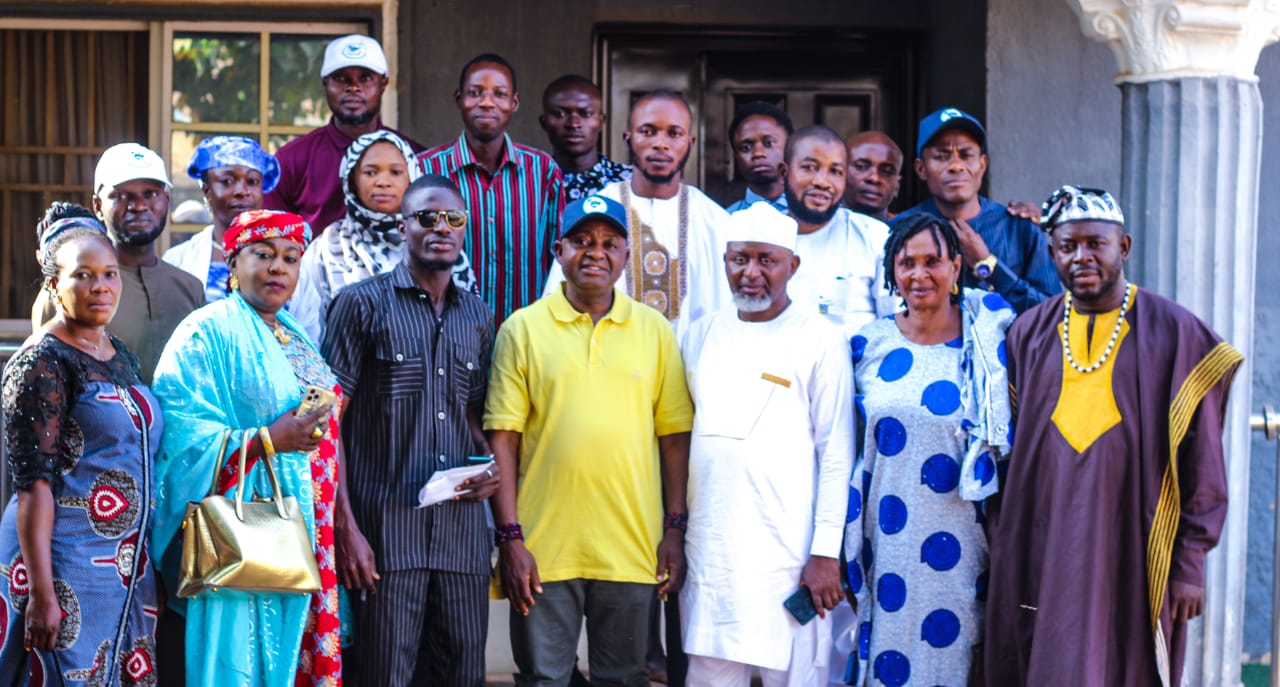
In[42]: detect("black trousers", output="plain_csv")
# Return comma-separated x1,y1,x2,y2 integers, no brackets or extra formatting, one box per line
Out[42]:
349,569,489,687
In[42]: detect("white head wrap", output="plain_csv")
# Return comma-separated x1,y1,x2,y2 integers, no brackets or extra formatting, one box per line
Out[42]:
726,201,798,252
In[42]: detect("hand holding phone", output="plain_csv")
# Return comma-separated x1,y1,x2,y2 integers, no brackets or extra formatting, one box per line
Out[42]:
295,386,337,418
783,587,818,626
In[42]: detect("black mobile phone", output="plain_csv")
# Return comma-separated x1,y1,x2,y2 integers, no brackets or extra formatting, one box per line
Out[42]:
783,587,818,625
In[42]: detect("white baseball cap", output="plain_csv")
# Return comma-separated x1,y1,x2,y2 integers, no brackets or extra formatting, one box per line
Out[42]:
321,34,388,78
94,143,171,194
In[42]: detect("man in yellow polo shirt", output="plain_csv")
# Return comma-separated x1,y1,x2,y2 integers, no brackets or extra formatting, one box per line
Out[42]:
485,194,693,686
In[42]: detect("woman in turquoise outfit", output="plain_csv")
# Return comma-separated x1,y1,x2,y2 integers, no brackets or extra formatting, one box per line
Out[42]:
151,210,347,686
0,221,161,686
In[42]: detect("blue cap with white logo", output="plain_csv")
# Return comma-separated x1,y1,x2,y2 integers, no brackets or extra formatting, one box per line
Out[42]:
916,107,986,157
561,195,629,237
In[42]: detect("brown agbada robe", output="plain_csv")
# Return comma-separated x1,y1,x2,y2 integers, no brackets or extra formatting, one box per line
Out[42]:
985,287,1241,687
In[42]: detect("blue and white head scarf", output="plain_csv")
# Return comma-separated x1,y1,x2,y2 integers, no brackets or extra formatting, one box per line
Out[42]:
186,136,280,193
38,216,106,256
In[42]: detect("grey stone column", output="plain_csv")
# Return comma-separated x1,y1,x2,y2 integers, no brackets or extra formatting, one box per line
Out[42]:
1121,75,1260,686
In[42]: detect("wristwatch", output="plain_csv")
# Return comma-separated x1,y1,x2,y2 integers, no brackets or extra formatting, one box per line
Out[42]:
974,255,998,280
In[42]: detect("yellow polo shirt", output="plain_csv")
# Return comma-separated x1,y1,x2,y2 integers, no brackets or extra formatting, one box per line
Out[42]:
484,287,694,584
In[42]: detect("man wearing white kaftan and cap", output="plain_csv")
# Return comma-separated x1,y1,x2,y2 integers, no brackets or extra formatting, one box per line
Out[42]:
679,202,854,687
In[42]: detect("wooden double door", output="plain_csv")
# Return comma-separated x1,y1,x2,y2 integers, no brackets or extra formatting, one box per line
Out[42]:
598,27,926,209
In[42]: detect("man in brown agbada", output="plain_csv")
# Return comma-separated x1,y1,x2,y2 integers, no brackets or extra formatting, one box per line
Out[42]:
984,185,1242,687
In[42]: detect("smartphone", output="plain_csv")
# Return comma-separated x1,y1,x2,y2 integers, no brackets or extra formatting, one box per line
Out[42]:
295,386,337,417
466,455,493,465
783,587,818,626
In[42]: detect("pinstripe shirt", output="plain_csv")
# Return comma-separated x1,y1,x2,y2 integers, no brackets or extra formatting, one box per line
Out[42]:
322,263,496,574
418,133,565,324
897,196,1062,314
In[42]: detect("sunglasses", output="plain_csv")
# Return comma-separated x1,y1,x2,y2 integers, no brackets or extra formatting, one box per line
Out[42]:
411,209,469,230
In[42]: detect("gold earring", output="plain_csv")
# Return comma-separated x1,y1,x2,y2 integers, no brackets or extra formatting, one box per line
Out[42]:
951,282,960,296
229,274,240,290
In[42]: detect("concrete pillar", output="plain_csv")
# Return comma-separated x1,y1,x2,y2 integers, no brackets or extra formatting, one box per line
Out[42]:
1066,1,1280,685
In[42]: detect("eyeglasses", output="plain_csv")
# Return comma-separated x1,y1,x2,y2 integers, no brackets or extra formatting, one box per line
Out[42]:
411,209,468,230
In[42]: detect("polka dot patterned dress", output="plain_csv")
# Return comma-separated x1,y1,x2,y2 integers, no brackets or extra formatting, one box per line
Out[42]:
845,317,989,686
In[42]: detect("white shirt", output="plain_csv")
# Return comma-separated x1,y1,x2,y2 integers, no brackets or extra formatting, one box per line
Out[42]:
162,225,216,289
291,237,343,345
679,304,854,671
776,206,896,339
543,180,732,341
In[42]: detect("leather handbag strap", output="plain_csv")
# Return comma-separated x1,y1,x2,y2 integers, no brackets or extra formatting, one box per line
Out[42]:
257,426,289,520
204,428,235,498
230,427,290,522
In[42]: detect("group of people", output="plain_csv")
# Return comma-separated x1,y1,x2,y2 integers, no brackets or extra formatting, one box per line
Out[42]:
0,30,1246,687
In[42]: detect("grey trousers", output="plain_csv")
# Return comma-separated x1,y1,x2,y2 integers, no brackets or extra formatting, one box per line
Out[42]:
349,569,489,687
509,579,655,687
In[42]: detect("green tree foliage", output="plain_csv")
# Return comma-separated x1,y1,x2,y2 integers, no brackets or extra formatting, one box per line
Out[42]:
172,33,332,128
172,34,260,124
269,36,331,127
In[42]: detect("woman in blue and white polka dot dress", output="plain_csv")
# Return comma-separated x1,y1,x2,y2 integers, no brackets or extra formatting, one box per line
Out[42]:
843,214,1014,686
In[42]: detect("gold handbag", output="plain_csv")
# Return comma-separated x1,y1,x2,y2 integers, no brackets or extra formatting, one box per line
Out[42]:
177,426,322,598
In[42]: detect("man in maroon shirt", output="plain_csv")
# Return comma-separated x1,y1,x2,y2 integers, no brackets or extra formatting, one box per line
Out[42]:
266,34,423,232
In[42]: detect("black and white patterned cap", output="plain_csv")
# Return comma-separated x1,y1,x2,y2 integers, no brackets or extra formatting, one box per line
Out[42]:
1039,185,1125,232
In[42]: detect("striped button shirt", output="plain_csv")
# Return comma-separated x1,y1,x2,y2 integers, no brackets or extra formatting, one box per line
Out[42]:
418,133,565,323
322,263,496,574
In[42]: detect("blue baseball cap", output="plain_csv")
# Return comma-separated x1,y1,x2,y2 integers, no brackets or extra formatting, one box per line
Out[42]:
916,107,986,157
561,195,628,237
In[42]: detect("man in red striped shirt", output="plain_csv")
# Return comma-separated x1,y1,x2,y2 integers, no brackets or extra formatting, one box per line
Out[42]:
419,53,565,323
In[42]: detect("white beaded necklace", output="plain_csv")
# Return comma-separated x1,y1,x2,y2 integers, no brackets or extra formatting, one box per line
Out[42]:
1061,282,1131,374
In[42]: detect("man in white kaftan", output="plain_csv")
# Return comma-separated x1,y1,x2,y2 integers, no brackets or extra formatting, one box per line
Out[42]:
764,124,898,339
543,91,731,341
679,203,854,687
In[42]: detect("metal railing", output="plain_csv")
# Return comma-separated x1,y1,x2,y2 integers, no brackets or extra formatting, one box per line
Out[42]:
1256,405,1280,687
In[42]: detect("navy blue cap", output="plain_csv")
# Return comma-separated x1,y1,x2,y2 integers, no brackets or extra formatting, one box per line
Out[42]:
561,195,628,237
916,107,986,157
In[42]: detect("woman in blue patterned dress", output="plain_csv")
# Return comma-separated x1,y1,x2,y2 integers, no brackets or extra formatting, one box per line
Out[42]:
0,222,162,686
844,214,1013,686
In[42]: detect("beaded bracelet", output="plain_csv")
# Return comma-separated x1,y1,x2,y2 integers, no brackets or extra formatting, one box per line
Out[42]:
495,522,524,544
663,512,688,532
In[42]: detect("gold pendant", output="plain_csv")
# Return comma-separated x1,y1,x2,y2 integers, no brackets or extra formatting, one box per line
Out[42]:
272,324,291,345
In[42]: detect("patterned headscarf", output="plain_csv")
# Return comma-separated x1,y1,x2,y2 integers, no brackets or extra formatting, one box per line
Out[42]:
316,130,422,294
39,217,107,255
187,136,281,194
223,209,312,260
1039,185,1125,232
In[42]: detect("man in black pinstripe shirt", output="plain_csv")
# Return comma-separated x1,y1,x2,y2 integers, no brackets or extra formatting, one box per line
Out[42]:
323,174,499,686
